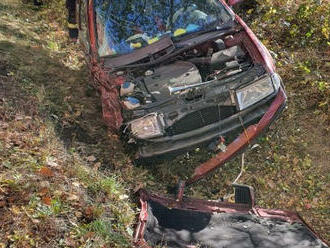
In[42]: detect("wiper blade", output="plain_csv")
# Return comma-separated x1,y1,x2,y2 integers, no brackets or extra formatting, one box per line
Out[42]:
113,26,239,70
173,22,234,44
104,35,175,69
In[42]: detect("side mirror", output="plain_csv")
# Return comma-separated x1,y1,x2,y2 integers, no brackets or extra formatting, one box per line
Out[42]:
227,0,244,6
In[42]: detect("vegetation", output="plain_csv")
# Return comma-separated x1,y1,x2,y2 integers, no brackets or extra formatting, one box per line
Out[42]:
0,0,329,247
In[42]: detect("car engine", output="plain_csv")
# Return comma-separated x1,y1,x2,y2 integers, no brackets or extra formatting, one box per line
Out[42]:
118,33,269,152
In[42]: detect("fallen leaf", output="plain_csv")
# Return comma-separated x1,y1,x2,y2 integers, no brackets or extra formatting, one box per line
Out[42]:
46,159,59,168
8,196,16,203
87,155,96,162
10,205,21,215
65,237,76,247
133,183,144,193
67,194,79,201
0,122,9,129
42,196,52,206
40,181,50,188
305,203,312,210
39,167,54,177
38,187,49,196
84,206,94,220
119,194,129,200
72,182,80,187
93,162,101,171
74,211,83,218
268,180,276,189
84,232,94,239
32,219,40,224
15,115,24,121
293,157,299,165
251,144,261,150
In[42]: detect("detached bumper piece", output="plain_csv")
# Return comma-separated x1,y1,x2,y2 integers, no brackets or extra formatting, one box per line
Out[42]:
134,185,328,248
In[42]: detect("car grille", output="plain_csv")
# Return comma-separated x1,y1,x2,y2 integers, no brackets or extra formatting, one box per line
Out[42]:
168,106,237,135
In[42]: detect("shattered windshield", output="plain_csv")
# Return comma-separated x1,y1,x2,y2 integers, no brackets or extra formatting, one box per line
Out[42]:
94,0,232,57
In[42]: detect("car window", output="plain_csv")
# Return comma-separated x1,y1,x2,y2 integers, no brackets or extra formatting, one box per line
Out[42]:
94,0,232,57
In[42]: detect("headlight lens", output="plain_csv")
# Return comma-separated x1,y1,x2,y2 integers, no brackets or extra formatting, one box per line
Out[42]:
130,113,164,139
236,75,276,111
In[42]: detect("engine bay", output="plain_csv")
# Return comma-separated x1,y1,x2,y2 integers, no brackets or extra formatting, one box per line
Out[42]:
120,37,252,109
117,30,273,146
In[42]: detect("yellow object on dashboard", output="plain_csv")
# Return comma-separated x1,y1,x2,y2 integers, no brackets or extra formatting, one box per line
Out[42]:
148,37,159,44
130,42,142,49
174,28,187,37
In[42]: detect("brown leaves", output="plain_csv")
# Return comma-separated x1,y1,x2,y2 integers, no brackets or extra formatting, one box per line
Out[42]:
42,196,52,206
93,162,101,171
39,167,54,177
84,206,93,218
39,187,49,195
38,186,52,205
87,155,96,162
305,203,312,210
267,180,276,189
82,206,96,223
10,205,21,215
67,194,79,202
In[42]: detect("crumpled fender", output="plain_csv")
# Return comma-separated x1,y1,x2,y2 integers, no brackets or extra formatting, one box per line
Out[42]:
187,87,286,185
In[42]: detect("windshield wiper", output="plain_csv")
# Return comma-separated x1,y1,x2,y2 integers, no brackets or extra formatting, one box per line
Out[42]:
104,35,175,69
174,23,235,48
112,25,238,71
173,22,234,44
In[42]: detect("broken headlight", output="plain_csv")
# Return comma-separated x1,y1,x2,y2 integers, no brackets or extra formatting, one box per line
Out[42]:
236,74,281,111
130,113,165,139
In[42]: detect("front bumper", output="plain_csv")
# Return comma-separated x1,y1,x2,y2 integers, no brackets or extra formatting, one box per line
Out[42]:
137,87,287,159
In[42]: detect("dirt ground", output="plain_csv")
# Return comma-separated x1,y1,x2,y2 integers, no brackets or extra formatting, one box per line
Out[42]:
0,0,329,247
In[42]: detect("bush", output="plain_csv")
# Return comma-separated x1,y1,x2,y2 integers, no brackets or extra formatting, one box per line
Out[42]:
255,0,329,48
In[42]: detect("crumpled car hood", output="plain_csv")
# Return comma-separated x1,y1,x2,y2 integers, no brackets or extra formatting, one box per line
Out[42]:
134,186,328,248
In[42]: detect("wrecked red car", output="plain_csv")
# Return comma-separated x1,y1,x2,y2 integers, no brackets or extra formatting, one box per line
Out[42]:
73,2,328,247
76,0,287,159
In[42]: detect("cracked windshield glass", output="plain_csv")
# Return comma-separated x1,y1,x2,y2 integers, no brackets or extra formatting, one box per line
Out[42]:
94,0,232,57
